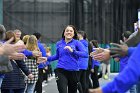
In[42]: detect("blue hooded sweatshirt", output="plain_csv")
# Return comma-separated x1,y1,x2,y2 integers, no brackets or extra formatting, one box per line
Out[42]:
102,44,140,93
78,39,89,70
47,39,88,71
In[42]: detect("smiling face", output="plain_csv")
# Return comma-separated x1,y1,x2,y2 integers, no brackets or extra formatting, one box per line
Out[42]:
64,26,75,40
62,25,78,40
14,30,21,39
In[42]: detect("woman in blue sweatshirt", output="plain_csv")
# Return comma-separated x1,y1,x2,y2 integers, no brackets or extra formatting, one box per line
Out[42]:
90,40,100,89
47,25,88,93
77,31,89,93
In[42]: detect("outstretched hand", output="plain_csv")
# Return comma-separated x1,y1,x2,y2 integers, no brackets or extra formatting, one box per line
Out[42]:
109,43,128,57
89,88,103,93
90,48,110,62
2,43,26,56
94,49,110,61
90,48,104,57
37,57,47,64
9,53,26,60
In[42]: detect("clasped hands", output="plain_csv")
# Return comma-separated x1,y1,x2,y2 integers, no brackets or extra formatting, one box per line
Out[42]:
90,43,128,62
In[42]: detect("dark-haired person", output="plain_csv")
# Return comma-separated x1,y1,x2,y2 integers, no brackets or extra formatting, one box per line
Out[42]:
77,31,89,93
89,32,140,92
114,31,136,93
47,25,88,93
90,40,100,89
33,32,48,93
89,44,140,93
114,31,132,72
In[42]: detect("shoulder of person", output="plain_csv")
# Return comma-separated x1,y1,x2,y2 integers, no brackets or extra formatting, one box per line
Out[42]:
56,40,63,45
15,40,24,45
74,39,83,45
72,39,79,43
80,40,88,47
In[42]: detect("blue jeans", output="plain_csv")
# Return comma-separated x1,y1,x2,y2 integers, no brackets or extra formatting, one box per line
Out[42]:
136,81,140,93
25,83,36,93
0,77,3,88
129,85,136,93
1,88,25,93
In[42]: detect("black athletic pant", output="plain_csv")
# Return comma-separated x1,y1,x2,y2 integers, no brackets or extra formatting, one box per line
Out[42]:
78,70,87,93
85,70,92,93
91,66,99,88
34,68,44,93
54,68,79,93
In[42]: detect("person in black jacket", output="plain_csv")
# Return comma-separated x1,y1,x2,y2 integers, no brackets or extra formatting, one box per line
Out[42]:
1,31,33,93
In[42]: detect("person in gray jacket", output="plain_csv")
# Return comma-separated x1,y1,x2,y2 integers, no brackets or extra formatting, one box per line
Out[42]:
0,24,26,88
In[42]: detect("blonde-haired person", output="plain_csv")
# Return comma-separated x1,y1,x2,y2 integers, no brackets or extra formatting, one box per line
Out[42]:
43,47,52,83
24,35,41,93
46,47,51,56
46,47,53,77
22,35,42,58
33,32,48,93
22,35,30,45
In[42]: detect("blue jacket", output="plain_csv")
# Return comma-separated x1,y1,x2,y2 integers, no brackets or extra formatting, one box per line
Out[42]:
78,40,89,70
91,48,100,68
37,41,48,68
48,39,88,71
127,47,137,56
22,49,33,56
119,56,129,72
102,44,140,93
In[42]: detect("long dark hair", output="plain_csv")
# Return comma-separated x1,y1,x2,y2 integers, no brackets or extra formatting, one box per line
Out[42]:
90,40,99,48
62,25,78,40
78,30,87,40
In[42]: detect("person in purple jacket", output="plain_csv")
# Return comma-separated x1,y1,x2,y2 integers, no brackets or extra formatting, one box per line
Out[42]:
47,25,88,93
90,40,100,89
114,31,136,93
114,31,132,72
89,43,140,93
77,31,89,93
33,32,48,93
88,27,140,93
